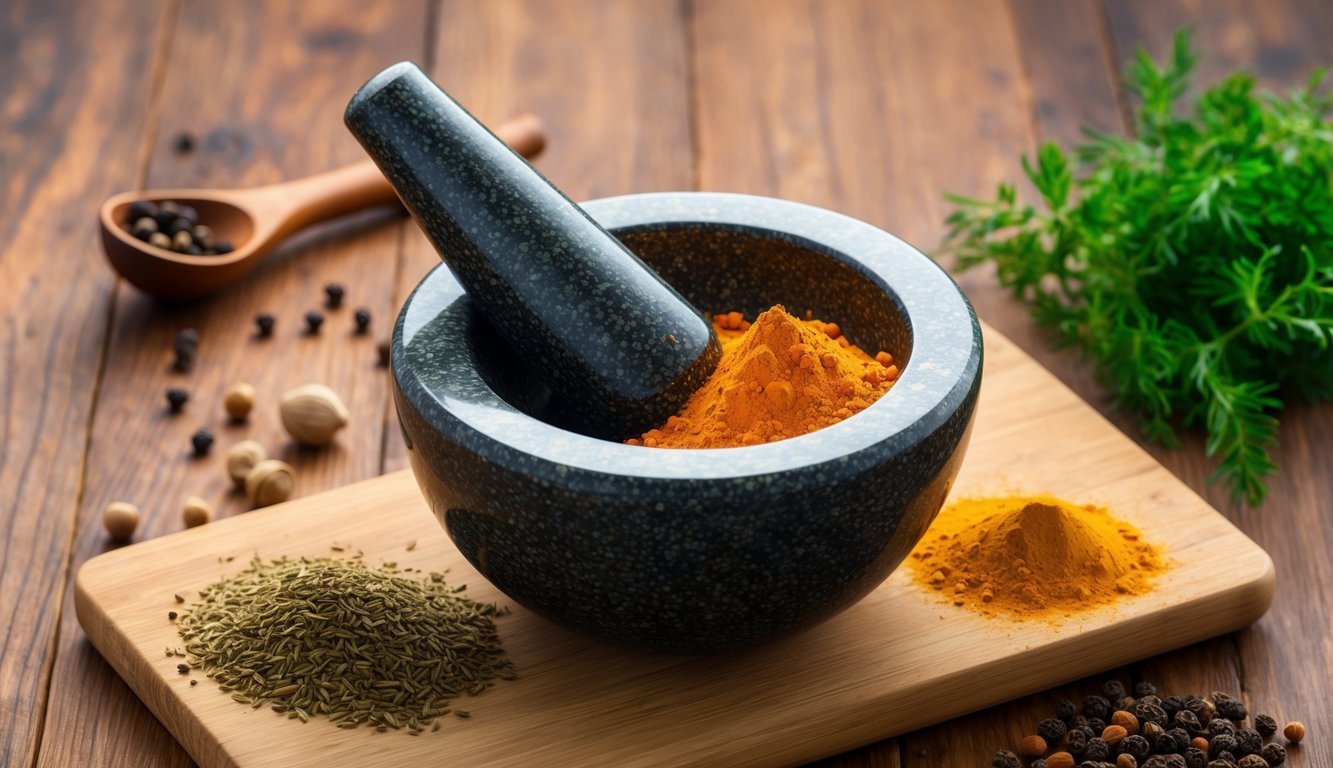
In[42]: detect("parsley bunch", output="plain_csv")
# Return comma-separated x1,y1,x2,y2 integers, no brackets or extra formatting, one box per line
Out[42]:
941,31,1333,505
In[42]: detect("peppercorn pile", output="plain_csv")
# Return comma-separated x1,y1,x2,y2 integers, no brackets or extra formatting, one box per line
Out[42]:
992,680,1307,768
121,199,234,255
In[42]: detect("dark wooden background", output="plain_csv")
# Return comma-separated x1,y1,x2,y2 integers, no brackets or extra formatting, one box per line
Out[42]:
1,1,1329,766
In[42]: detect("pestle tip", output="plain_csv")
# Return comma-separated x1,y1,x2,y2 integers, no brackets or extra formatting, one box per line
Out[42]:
345,61,425,126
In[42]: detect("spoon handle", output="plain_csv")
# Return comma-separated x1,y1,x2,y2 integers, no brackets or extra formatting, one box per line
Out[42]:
262,115,549,238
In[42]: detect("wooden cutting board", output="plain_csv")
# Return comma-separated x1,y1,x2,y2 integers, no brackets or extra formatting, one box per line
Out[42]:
76,325,1273,768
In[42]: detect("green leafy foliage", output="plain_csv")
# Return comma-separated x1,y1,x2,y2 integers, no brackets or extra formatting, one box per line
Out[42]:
941,31,1333,505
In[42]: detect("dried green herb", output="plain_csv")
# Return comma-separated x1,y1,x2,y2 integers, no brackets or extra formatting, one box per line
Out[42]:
176,556,514,733
940,30,1333,505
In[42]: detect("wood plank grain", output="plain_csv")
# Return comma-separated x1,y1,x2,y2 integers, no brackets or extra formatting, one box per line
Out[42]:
1100,5,1333,764
384,0,694,473
34,2,429,766
0,0,169,765
73,324,1274,768
690,1,1036,763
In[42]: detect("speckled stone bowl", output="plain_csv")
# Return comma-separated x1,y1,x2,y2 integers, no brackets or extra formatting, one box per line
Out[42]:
392,192,982,654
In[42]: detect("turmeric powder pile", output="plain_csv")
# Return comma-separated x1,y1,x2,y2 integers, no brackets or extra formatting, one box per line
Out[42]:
628,305,899,448
907,495,1164,620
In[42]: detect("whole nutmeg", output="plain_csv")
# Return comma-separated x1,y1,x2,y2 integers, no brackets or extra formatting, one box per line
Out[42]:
1019,734,1047,758
226,440,267,489
245,460,295,507
279,384,349,446
223,382,256,422
182,495,212,528
103,501,140,541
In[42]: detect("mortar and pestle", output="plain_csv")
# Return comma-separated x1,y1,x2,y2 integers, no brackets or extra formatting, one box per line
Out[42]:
346,63,982,654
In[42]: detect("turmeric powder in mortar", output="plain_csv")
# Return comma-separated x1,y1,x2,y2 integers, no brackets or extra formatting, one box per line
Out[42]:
629,305,899,448
907,495,1164,620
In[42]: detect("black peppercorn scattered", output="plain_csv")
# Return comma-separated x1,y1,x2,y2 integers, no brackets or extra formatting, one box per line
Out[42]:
1084,737,1110,761
1208,719,1236,737
305,311,324,335
168,611,177,620
172,329,199,372
190,679,197,686
1167,727,1192,752
254,313,275,338
324,282,345,309
1067,728,1089,756
213,240,234,254
1088,717,1107,734
1137,701,1170,727
1164,755,1186,768
1135,682,1158,698
1234,729,1261,755
173,131,195,154
1143,756,1169,768
1085,695,1112,721
377,339,390,368
1235,756,1267,768
1057,698,1079,723
1039,717,1068,743
1122,735,1151,760
1210,732,1238,756
1252,714,1276,739
1259,742,1285,765
177,663,190,674
1031,760,1048,768
165,387,189,413
190,428,214,457
1212,693,1247,723
353,307,371,334
1184,749,1207,768
1103,680,1127,703
992,750,1021,768
1162,696,1184,718
1176,710,1202,734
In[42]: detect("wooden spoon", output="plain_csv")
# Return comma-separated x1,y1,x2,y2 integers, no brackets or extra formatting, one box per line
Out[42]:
99,114,547,301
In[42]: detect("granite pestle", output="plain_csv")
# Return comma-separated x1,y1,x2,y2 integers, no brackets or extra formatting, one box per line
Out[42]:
345,62,720,440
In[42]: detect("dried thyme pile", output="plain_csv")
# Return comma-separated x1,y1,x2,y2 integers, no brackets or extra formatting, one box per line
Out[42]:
176,556,514,733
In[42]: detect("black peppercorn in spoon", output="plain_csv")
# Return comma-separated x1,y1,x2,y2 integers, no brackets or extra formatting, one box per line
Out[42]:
345,62,720,440
98,115,547,301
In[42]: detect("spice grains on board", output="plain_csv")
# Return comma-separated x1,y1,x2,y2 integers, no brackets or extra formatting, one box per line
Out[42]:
176,556,514,732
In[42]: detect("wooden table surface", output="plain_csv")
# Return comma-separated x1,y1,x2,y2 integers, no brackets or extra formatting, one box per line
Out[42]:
1,1,1329,766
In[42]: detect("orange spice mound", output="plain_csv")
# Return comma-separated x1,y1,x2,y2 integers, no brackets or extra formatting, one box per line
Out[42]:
907,495,1165,620
628,305,899,449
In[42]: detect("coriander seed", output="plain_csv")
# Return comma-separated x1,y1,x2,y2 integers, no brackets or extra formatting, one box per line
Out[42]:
245,459,295,506
182,495,212,528
103,501,140,541
223,382,256,422
1282,721,1303,743
225,440,267,488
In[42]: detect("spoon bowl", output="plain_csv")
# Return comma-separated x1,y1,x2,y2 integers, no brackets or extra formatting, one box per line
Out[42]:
99,114,546,301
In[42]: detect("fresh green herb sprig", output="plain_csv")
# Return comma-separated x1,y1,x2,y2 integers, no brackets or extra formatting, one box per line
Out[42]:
941,31,1333,505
